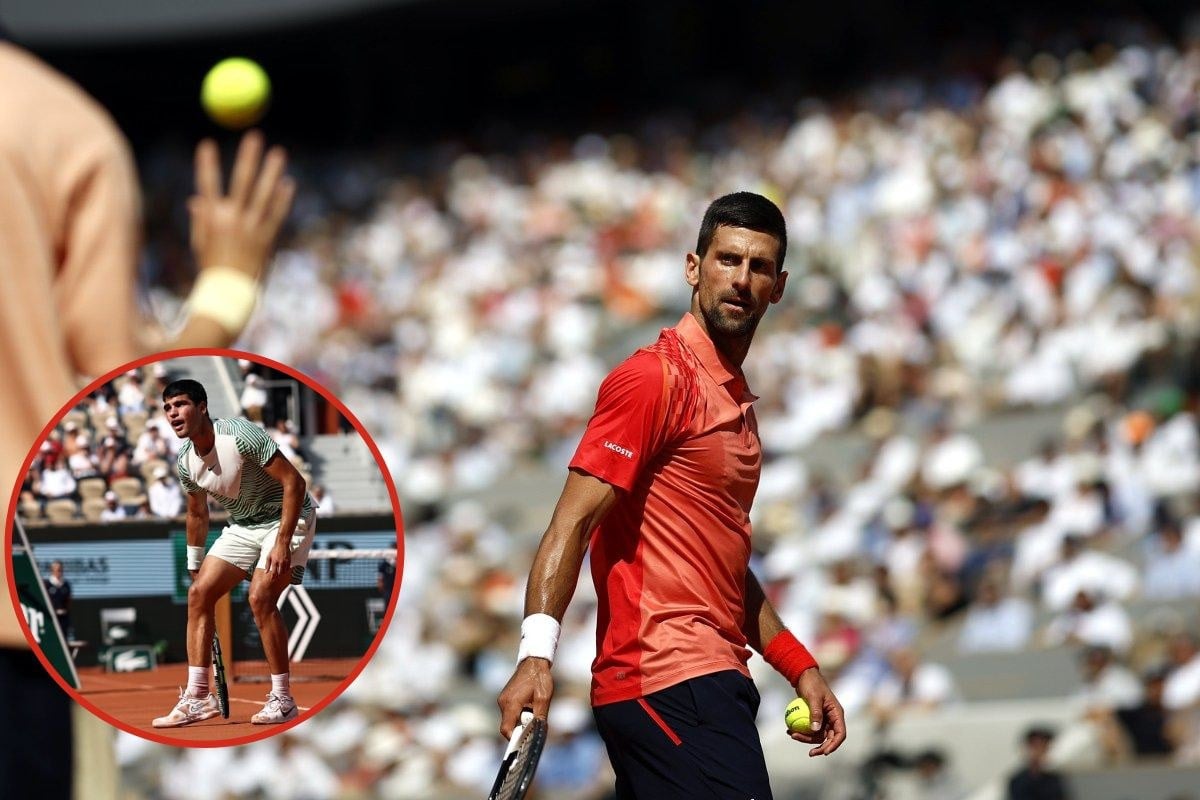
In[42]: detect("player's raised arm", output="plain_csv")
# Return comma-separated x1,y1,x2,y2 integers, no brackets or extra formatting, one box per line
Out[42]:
185,490,210,582
744,570,847,756
169,130,295,349
260,451,307,578
496,469,619,738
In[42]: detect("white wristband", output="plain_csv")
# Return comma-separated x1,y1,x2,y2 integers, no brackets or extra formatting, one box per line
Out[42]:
517,613,561,665
186,266,260,334
186,545,205,571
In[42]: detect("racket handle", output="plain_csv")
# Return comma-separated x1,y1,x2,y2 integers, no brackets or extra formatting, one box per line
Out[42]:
503,710,535,758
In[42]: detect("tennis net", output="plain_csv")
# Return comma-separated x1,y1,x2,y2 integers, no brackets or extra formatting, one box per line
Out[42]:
229,548,398,683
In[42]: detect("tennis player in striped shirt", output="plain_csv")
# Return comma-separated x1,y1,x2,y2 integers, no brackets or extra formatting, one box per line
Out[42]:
152,378,317,727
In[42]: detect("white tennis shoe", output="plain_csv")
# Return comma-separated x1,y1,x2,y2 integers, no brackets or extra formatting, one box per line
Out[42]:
152,689,221,728
250,692,298,724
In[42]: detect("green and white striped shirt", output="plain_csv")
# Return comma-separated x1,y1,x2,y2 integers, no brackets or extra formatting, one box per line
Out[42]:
177,417,313,527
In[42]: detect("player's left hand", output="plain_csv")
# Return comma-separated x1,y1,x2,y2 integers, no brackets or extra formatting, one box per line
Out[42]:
792,667,847,756
189,130,295,279
265,544,291,578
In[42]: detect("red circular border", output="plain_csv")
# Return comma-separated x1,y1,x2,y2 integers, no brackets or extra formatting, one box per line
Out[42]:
4,347,405,748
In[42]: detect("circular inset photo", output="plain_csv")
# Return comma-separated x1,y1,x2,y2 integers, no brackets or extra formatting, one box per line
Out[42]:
5,350,403,746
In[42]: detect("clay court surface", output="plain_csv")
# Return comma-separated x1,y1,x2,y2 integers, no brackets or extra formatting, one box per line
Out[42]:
76,660,356,742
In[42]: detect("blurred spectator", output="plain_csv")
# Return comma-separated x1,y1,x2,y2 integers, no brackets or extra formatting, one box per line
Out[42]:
1007,727,1070,800
912,749,965,800
313,484,335,517
957,577,1033,653
1142,518,1200,600
240,373,268,422
148,465,183,519
1112,667,1177,759
1039,535,1138,612
99,490,127,522
1074,645,1142,713
870,647,958,722
43,561,72,641
1163,634,1200,711
1043,588,1133,654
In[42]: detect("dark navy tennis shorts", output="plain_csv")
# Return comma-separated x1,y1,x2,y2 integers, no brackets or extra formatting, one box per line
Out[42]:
592,669,773,800
0,648,72,799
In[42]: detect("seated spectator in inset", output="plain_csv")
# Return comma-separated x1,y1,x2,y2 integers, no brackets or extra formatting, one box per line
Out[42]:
117,370,147,414
1007,727,1070,800
66,435,98,479
1074,645,1142,713
870,647,959,723
147,465,183,519
270,418,305,464
36,457,77,500
131,423,168,467
312,484,335,517
1047,462,1107,540
1043,588,1133,654
1142,518,1200,600
96,433,132,480
99,490,127,522
958,577,1033,653
240,373,268,422
1040,534,1138,612
1163,633,1200,711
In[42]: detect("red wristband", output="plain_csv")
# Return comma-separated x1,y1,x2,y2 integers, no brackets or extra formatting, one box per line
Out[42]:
763,630,818,686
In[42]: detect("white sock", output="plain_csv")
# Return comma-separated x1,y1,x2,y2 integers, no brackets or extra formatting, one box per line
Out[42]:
187,666,210,698
271,672,291,698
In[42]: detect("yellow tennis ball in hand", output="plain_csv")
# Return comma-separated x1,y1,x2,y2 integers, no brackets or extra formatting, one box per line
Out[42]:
785,697,812,732
201,58,271,129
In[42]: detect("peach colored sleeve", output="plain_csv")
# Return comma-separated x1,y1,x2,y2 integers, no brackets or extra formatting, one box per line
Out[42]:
53,130,142,377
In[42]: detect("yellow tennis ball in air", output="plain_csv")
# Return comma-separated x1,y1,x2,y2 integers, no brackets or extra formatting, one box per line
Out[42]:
785,697,811,732
201,58,271,129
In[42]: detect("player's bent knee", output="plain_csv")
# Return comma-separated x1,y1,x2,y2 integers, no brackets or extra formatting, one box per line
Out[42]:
187,581,219,612
247,587,277,618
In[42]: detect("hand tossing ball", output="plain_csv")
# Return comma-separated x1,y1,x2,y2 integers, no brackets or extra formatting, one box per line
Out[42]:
201,58,271,129
785,697,811,732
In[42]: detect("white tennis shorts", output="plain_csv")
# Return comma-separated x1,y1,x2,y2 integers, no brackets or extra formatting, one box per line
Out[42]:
208,510,317,584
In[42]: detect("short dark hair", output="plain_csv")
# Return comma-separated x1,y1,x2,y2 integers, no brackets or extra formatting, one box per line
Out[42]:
162,379,208,406
695,192,787,270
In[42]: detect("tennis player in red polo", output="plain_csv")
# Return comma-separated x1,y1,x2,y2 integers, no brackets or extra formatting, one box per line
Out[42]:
498,192,847,798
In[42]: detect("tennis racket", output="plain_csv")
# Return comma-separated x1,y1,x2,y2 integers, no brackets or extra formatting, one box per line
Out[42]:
487,710,547,800
211,633,230,719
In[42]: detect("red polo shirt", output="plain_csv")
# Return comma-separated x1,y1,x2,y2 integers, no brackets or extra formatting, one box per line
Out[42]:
570,312,763,705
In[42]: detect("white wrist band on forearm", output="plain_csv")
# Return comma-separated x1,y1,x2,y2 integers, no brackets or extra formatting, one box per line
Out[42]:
186,267,260,334
186,546,205,571
517,613,561,665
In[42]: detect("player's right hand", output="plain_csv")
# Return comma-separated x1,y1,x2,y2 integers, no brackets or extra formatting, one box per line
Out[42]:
497,657,554,739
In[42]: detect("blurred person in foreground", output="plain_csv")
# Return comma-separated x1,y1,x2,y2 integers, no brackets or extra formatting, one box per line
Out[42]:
498,193,846,799
0,34,294,799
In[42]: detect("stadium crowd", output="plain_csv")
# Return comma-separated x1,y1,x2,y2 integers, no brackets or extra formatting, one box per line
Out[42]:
118,29,1200,799
19,365,320,525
